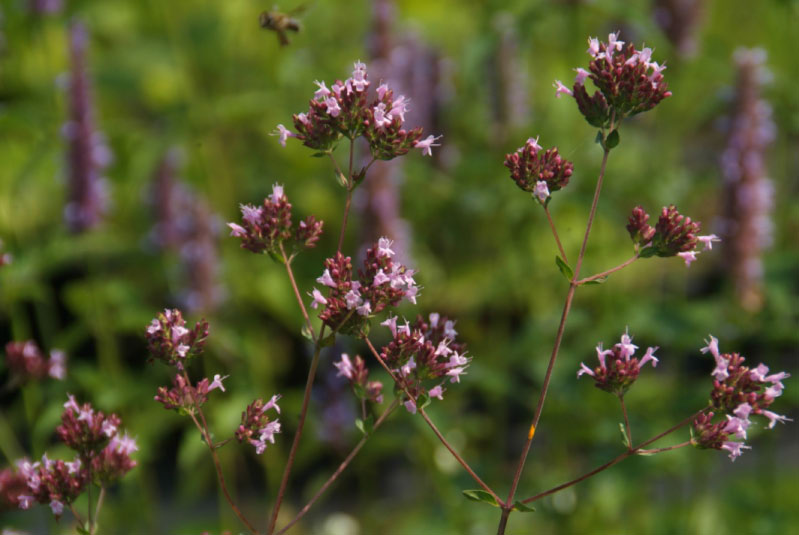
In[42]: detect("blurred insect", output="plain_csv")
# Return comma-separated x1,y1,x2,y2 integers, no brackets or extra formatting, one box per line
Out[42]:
259,4,308,46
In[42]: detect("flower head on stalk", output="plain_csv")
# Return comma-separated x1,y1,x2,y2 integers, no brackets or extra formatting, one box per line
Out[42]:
558,32,672,128
504,137,574,204
310,237,419,337
378,313,470,413
278,61,440,163
334,353,384,404
14,397,136,517
235,395,282,454
691,336,791,460
4,341,67,382
627,205,718,267
577,330,658,396
154,373,226,413
145,308,209,370
58,395,121,457
228,183,323,258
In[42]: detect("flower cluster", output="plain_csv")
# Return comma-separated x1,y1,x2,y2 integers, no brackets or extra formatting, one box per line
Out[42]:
334,353,384,404
309,238,419,336
235,395,282,454
627,205,719,267
145,308,209,369
14,396,136,517
577,330,658,395
58,394,121,455
378,313,470,413
0,466,30,510
154,373,227,412
4,341,66,382
504,137,574,203
277,61,440,161
228,183,323,257
555,32,672,127
691,336,790,461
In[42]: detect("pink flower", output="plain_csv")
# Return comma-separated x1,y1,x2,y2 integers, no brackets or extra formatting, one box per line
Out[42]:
376,83,389,100
264,394,281,414
677,250,698,267
697,234,721,250
574,68,590,86
414,135,441,157
428,385,445,400
309,288,328,309
721,440,750,461
525,136,542,151
275,124,294,147
381,315,398,336
553,80,573,98
534,180,550,203
324,97,341,117
270,183,285,204
404,399,417,414
314,80,330,99
209,374,228,392
49,499,64,516
356,300,372,316
577,362,595,378
316,269,336,288
761,410,792,429
334,353,355,380
351,61,369,91
377,237,395,258
227,222,246,237
373,103,392,128
587,37,600,57
389,95,409,122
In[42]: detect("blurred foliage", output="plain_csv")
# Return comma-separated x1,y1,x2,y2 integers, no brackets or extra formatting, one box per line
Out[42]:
0,0,797,533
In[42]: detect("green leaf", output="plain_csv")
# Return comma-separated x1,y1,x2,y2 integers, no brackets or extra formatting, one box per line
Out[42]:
595,130,604,145
417,392,432,411
555,256,574,282
355,415,374,436
77,526,90,535
619,422,631,449
352,382,367,399
638,246,657,259
605,129,620,149
636,450,656,456
334,169,348,188
311,151,328,158
320,332,336,347
300,324,313,341
462,489,499,508
582,276,608,286
267,250,285,264
512,501,536,513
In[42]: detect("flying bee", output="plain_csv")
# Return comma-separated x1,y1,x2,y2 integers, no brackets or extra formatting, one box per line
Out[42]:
259,5,307,46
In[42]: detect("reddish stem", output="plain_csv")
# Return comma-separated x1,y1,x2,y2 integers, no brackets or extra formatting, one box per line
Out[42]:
280,242,314,339
363,338,503,506
502,119,616,525
184,384,259,534
544,204,569,264
275,399,399,535
577,254,639,285
520,411,701,505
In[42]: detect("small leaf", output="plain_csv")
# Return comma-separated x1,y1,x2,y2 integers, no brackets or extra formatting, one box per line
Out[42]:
77,526,90,535
638,246,657,259
595,130,604,145
555,256,574,282
355,416,375,436
462,489,499,508
582,276,608,286
352,383,367,400
636,450,656,457
605,129,620,149
311,151,328,158
417,392,432,410
512,501,536,513
300,324,313,341
267,250,285,264
334,169,348,188
619,422,631,449
320,332,336,347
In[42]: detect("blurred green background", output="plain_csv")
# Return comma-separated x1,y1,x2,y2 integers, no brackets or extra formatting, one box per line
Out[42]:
1,0,797,533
